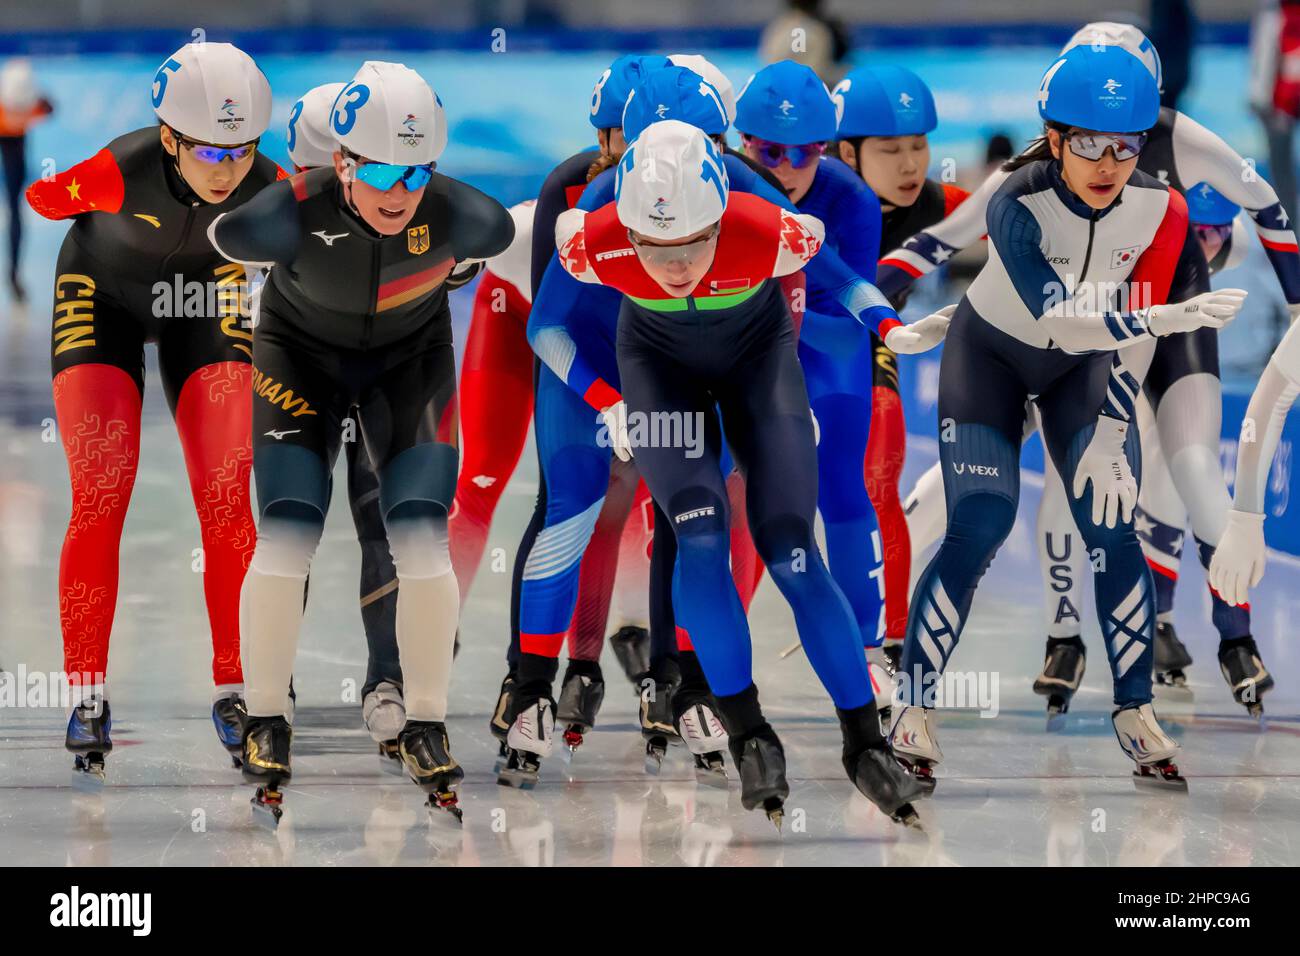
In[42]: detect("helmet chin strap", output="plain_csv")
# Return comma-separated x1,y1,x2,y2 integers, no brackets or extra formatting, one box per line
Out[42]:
341,159,366,221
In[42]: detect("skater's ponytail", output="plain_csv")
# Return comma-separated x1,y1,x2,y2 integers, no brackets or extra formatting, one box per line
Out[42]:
1001,122,1068,173
587,132,620,183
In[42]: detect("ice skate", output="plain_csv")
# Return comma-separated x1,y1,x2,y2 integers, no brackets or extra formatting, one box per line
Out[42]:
840,703,923,828
887,705,941,794
211,692,247,768
609,625,650,686
398,720,465,823
489,671,516,772
497,696,554,790
66,696,111,790
1112,703,1187,792
674,691,729,788
1217,637,1273,725
729,724,788,830
1153,621,1193,691
243,715,292,828
363,681,406,776
639,676,679,775
881,637,903,673
867,645,898,731
556,662,605,759
1032,637,1086,732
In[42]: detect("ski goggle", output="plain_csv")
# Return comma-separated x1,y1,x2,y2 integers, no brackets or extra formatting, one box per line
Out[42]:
349,159,435,192
627,225,719,268
179,137,259,164
741,135,826,170
1065,131,1147,162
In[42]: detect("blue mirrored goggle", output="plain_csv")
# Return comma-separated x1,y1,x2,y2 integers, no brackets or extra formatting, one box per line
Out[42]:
352,160,435,192
180,138,259,164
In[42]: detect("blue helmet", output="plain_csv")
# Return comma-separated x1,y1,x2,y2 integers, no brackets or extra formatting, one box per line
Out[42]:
1037,45,1160,133
622,65,729,143
590,54,672,129
1186,181,1240,226
735,59,838,143
832,65,937,138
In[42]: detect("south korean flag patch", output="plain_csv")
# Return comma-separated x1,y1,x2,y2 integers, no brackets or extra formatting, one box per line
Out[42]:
1110,245,1141,269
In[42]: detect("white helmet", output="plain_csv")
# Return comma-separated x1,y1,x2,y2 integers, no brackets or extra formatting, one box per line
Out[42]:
1061,21,1163,91
330,61,446,165
668,54,736,127
151,42,272,145
0,59,38,113
287,82,345,170
615,119,729,239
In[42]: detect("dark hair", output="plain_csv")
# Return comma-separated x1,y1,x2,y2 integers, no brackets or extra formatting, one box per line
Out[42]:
1001,122,1068,173
587,128,619,183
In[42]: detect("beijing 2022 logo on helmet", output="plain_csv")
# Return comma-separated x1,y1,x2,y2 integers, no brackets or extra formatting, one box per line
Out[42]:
1099,77,1127,109
219,98,246,133
398,113,425,148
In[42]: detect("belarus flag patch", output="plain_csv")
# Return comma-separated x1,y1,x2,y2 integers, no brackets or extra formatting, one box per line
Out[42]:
710,278,751,294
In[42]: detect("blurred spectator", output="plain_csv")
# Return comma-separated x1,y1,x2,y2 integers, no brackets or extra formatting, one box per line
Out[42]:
1147,0,1196,109
0,59,53,305
759,0,850,86
983,132,1013,174
1250,0,1300,222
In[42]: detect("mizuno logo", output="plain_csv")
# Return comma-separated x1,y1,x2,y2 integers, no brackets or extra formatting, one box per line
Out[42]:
264,429,301,440
313,230,348,246
472,475,496,488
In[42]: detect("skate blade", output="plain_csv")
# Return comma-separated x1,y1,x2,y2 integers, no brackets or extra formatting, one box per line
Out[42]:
763,797,785,832
644,735,668,776
379,747,405,777
426,792,464,825
1045,710,1068,733
250,788,285,830
1244,703,1268,730
891,803,924,830
693,764,729,790
1133,764,1189,794
70,760,106,794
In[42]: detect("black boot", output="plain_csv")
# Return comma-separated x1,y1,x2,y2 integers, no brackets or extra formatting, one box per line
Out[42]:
717,684,787,828
837,702,922,827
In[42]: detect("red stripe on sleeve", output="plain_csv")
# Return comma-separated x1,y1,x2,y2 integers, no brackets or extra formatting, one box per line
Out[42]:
880,256,923,278
1127,187,1189,310
1260,236,1300,253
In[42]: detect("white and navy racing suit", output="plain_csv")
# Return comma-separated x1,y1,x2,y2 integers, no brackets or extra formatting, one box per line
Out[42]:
898,159,1188,709
887,107,1300,650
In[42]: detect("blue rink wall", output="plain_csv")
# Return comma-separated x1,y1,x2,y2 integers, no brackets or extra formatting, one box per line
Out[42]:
10,42,1300,556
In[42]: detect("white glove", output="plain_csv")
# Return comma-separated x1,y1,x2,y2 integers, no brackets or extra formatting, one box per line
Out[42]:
600,401,633,461
1145,288,1248,336
1208,509,1267,607
883,304,955,355
1071,417,1137,529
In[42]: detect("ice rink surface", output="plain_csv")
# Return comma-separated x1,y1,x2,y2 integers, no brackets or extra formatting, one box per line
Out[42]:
0,313,1294,865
